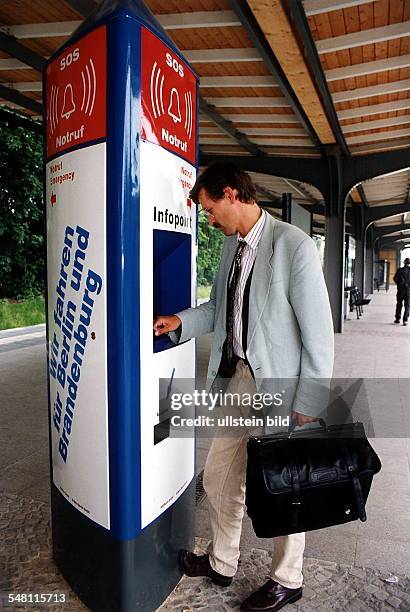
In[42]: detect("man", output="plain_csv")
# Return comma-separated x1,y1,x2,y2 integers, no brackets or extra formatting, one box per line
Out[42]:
153,162,334,612
393,257,410,326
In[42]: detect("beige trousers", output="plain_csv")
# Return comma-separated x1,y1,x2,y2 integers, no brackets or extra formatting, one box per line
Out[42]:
203,360,305,589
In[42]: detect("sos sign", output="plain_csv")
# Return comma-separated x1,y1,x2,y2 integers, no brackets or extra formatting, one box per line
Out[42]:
141,27,197,166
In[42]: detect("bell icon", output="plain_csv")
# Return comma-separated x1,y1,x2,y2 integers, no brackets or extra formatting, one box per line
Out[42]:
168,88,182,123
61,83,76,120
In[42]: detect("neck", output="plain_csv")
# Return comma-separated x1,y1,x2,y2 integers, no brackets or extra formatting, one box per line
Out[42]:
237,203,262,238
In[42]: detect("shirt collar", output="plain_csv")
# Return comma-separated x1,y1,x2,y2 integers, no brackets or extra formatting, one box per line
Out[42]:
237,209,266,250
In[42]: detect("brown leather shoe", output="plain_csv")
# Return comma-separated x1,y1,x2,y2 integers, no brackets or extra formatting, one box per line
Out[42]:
240,579,302,611
178,550,233,587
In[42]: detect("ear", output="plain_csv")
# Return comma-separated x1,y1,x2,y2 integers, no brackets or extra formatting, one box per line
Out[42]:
223,186,239,203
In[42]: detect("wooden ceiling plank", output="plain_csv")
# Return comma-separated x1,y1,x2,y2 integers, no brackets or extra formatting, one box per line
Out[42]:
351,137,410,154
186,48,262,63
325,53,410,81
346,126,410,144
316,21,410,54
342,114,410,132
337,98,410,119
195,61,270,77
200,75,276,87
170,25,253,51
200,86,282,97
204,96,290,107
220,113,298,122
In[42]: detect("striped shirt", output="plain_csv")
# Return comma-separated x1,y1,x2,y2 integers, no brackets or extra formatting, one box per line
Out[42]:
231,209,266,359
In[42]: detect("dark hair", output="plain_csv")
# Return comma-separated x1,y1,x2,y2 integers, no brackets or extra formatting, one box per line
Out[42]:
405,258,410,265
190,162,257,205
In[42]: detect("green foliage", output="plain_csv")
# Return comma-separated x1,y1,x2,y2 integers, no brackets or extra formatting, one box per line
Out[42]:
0,296,45,330
197,214,225,287
0,119,44,299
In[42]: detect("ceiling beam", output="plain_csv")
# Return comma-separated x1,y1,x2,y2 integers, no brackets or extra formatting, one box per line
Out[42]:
0,58,30,70
254,184,282,205
332,79,410,104
325,54,410,82
365,203,410,225
200,75,276,88
157,10,240,29
200,126,307,136
282,177,320,204
199,98,265,157
0,84,42,114
338,99,410,120
204,97,290,107
316,21,410,55
206,113,298,123
350,140,410,154
356,184,369,207
62,0,97,18
374,223,410,238
0,32,46,72
303,0,376,16
232,0,328,147
199,135,313,147
0,11,238,40
185,48,262,63
346,128,410,146
342,116,410,134
0,21,81,38
2,81,42,92
283,0,349,154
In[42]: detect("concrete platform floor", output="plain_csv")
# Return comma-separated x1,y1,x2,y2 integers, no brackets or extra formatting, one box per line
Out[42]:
1,290,410,610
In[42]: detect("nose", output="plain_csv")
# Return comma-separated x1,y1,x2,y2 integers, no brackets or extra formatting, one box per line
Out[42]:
207,215,215,227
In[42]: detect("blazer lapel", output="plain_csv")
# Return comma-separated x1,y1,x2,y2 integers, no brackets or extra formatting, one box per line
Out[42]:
247,214,275,347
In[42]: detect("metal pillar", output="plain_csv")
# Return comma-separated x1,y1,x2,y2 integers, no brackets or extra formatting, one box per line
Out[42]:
323,150,346,333
324,214,345,332
365,225,374,295
352,205,365,294
282,192,292,223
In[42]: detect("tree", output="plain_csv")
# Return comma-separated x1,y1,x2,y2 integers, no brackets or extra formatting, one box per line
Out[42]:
0,116,44,299
197,214,225,287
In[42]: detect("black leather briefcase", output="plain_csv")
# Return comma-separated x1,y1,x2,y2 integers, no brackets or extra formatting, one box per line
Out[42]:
245,421,382,538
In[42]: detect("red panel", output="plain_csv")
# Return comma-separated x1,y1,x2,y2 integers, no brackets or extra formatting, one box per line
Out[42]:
46,27,107,159
141,27,197,166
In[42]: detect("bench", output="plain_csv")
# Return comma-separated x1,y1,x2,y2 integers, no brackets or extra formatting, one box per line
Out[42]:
346,286,371,320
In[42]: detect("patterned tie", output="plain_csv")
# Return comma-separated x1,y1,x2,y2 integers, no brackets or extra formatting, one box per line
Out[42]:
226,240,246,366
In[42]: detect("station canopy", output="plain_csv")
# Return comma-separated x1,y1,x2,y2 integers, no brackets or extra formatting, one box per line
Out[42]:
1,0,410,236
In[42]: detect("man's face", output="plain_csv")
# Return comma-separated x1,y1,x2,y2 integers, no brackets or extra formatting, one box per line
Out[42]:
198,187,238,236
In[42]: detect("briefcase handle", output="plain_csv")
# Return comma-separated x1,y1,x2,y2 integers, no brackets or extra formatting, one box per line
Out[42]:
288,418,327,436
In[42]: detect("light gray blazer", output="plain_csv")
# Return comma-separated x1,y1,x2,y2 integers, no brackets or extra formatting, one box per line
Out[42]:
170,214,334,418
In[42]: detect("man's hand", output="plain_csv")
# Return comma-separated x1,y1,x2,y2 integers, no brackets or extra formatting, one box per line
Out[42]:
291,410,320,427
153,315,181,336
